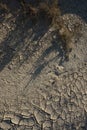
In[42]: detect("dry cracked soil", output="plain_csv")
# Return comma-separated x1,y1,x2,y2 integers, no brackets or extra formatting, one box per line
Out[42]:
0,0,87,130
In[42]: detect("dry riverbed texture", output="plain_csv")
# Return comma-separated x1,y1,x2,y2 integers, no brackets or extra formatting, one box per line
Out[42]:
0,1,87,130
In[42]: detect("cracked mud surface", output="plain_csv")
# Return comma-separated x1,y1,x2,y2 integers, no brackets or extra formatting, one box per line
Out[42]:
0,63,87,130
0,1,87,130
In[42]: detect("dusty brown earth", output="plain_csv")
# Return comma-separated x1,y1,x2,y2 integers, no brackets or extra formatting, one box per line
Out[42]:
0,1,87,130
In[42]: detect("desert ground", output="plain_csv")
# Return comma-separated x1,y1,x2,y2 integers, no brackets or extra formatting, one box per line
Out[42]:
0,0,87,130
